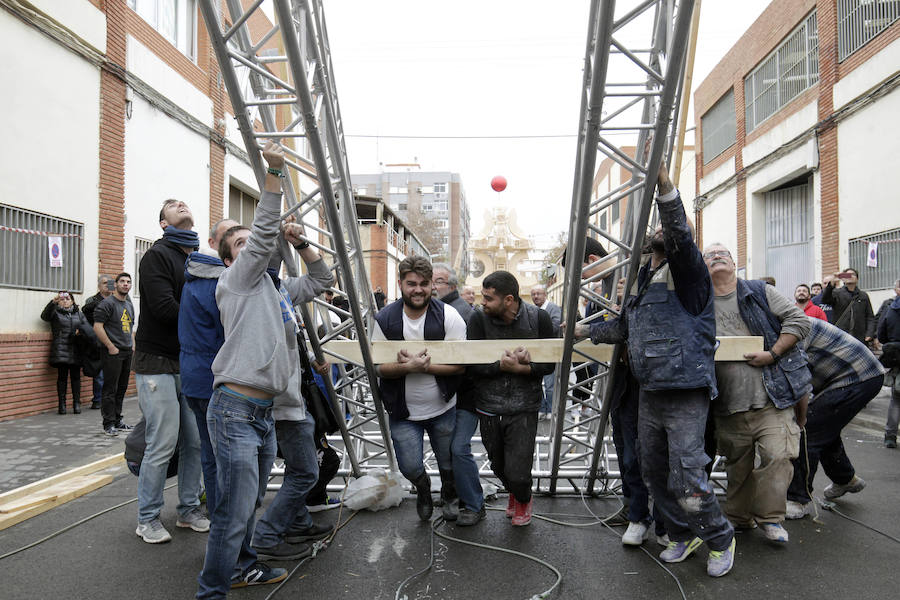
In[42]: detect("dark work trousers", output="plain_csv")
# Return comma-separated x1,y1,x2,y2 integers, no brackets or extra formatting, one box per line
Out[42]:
307,431,340,505
56,364,81,408
787,375,883,503
100,349,132,429
479,411,538,503
186,395,218,516
609,371,664,533
638,388,733,552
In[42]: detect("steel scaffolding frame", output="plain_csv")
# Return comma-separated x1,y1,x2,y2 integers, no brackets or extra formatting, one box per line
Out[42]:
550,0,698,494
199,0,706,495
198,0,394,478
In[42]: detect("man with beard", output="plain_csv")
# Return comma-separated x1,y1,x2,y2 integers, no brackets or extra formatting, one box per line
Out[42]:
467,270,555,526
574,162,735,576
795,284,827,321
372,256,467,521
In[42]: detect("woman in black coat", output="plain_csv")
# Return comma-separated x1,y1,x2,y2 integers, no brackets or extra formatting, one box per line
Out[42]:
41,291,89,414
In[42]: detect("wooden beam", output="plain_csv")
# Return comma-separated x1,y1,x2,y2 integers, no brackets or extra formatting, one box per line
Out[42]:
0,453,124,506
320,336,762,364
0,474,113,530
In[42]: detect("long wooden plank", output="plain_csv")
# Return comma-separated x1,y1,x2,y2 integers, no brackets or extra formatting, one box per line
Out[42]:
0,453,124,505
0,474,113,531
319,336,762,364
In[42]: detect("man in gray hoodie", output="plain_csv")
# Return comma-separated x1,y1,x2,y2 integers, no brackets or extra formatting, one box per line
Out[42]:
196,142,334,599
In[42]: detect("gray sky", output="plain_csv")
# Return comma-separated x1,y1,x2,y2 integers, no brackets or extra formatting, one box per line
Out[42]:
326,1,769,243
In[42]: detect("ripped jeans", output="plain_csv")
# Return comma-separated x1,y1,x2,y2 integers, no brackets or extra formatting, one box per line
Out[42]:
638,388,733,552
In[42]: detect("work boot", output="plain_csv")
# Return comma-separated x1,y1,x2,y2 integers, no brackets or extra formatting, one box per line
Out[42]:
885,434,897,449
412,473,433,521
824,475,866,499
57,401,66,415
511,497,533,526
72,400,81,414
439,469,459,521
506,495,516,518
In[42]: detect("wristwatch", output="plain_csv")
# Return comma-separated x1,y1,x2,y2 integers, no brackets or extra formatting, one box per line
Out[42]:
295,241,310,250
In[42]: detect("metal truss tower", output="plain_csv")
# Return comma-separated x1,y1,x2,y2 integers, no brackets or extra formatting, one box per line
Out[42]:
197,0,394,478
550,0,697,494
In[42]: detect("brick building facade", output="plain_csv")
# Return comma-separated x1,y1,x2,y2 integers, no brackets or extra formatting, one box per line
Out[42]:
693,0,900,304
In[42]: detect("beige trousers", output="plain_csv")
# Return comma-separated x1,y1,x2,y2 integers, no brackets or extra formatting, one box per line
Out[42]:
715,403,800,525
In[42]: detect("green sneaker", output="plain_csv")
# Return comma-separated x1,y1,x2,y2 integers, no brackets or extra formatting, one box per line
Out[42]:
659,537,702,563
707,537,736,577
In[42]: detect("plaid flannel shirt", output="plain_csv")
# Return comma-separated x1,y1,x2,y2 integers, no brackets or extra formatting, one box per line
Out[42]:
800,317,885,397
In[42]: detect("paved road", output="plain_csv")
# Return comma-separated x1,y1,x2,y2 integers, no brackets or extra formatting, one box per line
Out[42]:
0,390,898,599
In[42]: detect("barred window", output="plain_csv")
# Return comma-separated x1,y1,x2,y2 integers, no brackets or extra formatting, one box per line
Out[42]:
849,227,900,291
701,89,736,165
0,204,84,293
838,0,900,62
744,12,819,133
133,237,154,299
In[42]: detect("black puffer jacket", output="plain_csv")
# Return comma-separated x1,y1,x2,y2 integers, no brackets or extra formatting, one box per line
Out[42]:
41,301,89,367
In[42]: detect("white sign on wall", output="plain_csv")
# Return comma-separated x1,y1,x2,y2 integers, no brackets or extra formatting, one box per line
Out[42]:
867,242,878,268
48,236,63,268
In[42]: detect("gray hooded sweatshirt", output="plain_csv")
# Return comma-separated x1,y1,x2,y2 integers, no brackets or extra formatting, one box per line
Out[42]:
212,189,334,421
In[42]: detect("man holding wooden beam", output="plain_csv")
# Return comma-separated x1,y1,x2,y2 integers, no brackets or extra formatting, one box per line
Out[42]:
574,161,736,577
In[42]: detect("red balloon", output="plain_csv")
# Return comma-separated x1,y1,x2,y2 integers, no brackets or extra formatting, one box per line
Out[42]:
491,176,507,192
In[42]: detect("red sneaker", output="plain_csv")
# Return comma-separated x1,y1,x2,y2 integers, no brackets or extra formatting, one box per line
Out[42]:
511,498,533,526
506,495,516,518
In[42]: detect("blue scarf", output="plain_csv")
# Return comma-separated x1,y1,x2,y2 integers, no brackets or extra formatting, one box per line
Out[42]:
163,226,200,250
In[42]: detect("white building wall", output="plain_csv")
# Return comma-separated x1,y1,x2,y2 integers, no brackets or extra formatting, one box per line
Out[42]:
0,8,101,333
833,35,900,111
698,156,735,196
123,94,211,325
700,186,738,259
837,84,900,275
742,101,818,167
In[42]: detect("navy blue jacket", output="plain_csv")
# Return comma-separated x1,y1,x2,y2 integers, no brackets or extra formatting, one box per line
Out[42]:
589,193,718,397
735,279,812,408
375,299,461,420
178,252,226,400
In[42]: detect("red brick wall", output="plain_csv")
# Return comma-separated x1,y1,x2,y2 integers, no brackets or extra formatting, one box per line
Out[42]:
0,333,136,422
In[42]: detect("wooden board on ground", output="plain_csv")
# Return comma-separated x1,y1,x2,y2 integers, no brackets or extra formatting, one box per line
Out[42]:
0,473,113,530
320,336,762,364
0,453,123,506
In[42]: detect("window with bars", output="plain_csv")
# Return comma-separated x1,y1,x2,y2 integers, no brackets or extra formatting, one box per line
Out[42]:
838,0,900,61
0,204,84,293
133,237,154,299
744,11,819,134
701,89,736,165
229,185,258,227
849,227,900,291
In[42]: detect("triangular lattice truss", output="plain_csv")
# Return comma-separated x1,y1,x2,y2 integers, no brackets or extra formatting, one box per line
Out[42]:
549,0,697,494
198,0,395,478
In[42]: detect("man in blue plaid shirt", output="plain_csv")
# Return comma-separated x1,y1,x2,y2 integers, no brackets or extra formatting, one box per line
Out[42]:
786,317,885,519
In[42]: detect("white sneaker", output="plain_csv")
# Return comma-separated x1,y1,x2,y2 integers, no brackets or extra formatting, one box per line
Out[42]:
136,519,172,544
761,523,789,543
785,500,812,520
656,533,670,547
622,521,650,546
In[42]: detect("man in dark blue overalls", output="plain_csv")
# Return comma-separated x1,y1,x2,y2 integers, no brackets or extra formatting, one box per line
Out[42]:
575,161,735,577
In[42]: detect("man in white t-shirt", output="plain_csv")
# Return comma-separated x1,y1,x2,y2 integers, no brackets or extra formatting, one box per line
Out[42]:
373,256,467,521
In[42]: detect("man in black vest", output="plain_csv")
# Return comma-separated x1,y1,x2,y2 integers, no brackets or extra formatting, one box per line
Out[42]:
574,162,735,577
467,270,555,527
373,256,467,522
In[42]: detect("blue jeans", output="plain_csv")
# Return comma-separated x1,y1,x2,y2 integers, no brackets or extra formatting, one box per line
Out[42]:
540,371,555,413
788,375,882,503
451,408,483,512
389,407,455,482
197,387,277,600
187,396,217,517
610,375,663,533
136,373,202,523
253,415,319,548
638,388,733,552
92,371,103,403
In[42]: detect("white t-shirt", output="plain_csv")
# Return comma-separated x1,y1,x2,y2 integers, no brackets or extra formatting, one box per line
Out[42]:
372,303,467,421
